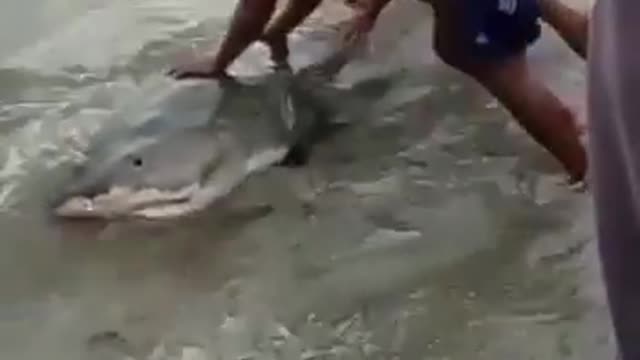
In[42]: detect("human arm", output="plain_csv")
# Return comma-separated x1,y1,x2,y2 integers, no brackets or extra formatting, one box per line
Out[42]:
342,0,394,44
168,0,277,79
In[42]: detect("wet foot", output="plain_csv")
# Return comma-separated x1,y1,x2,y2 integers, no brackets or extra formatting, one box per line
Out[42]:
564,155,588,188
568,178,588,193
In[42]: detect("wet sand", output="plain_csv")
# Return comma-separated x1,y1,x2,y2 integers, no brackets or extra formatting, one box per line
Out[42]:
0,0,613,359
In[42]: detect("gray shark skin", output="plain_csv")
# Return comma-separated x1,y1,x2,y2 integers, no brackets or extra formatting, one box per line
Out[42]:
51,28,427,220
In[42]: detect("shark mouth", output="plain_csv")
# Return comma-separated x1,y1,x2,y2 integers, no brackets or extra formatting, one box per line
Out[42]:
53,183,218,220
54,146,292,220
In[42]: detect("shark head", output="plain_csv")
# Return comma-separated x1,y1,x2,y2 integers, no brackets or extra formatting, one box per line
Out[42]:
52,124,249,219
51,72,299,220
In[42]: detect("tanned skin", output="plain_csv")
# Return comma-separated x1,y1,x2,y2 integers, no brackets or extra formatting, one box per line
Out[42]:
168,0,589,183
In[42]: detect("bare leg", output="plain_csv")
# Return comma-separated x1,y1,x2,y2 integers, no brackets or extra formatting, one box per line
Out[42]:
538,0,589,59
429,0,587,182
431,19,586,182
261,0,324,63
169,0,277,79
471,56,587,182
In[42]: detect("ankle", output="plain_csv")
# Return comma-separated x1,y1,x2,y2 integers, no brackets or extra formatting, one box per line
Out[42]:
564,149,587,183
554,130,588,183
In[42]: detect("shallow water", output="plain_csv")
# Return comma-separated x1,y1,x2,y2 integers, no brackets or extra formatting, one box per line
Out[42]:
0,0,615,359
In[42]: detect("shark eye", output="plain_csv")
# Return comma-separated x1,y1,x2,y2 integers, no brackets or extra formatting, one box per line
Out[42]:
131,156,143,167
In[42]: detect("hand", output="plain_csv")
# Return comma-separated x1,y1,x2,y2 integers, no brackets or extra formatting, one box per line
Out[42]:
341,10,377,46
166,52,229,80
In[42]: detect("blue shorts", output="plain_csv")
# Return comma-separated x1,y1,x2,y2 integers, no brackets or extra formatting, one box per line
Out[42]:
459,0,542,60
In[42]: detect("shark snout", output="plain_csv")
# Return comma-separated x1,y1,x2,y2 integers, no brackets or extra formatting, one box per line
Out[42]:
50,179,108,216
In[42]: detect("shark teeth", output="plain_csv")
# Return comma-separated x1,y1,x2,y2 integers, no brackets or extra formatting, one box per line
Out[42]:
132,201,199,219
55,184,201,219
99,184,198,206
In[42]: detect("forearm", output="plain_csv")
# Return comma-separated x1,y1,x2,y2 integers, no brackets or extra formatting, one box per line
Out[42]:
212,0,277,73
